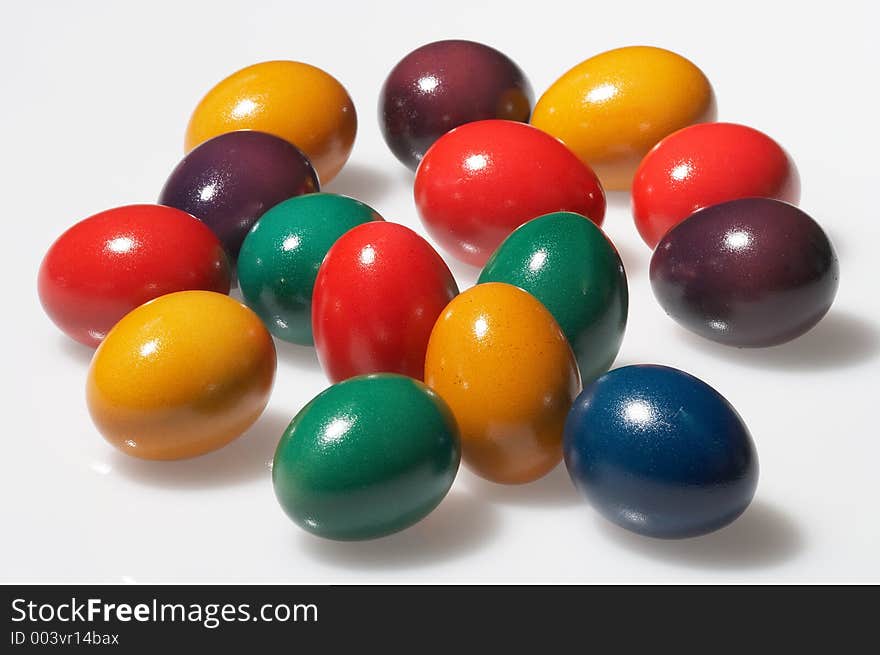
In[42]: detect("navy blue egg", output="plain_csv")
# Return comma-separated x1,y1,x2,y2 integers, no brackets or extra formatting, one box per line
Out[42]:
563,365,758,539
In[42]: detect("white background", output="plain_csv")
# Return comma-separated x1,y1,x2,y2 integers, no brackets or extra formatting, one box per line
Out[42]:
2,0,877,583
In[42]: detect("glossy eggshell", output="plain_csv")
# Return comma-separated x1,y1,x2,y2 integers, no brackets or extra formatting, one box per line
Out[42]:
650,198,839,347
237,193,383,345
531,46,716,190
424,282,581,484
273,374,461,541
414,120,605,266
38,204,231,347
313,222,459,382
564,365,758,538
87,291,276,460
379,39,533,170
633,122,801,248
184,60,356,183
479,211,628,383
159,131,319,261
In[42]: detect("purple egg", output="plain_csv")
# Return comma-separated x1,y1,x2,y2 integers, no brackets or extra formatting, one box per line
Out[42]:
159,131,319,260
379,39,533,171
650,198,839,347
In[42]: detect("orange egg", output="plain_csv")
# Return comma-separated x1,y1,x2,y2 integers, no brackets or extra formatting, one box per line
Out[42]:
184,61,357,184
87,291,276,460
531,46,716,190
424,283,581,484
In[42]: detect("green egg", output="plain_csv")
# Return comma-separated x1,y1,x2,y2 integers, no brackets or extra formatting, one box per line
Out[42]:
238,193,382,345
479,211,628,383
273,374,461,541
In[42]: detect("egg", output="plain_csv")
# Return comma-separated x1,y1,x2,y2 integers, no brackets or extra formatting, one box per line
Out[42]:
159,130,318,261
379,39,533,170
650,198,839,347
87,291,276,460
313,221,458,382
38,204,231,347
185,60,356,183
273,374,461,540
479,211,627,383
414,119,605,266
633,122,801,248
237,193,383,345
531,46,716,190
564,365,758,538
424,282,581,484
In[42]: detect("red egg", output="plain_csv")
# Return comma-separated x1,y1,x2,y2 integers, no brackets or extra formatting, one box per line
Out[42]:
632,122,800,248
38,204,232,347
414,119,605,266
312,222,458,382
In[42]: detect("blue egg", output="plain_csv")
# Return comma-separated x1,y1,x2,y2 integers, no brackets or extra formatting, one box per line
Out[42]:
563,365,758,539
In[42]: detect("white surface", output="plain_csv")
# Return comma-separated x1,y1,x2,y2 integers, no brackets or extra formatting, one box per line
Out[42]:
1,0,878,584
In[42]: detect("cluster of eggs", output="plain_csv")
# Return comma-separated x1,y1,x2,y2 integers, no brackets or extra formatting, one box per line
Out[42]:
38,41,837,543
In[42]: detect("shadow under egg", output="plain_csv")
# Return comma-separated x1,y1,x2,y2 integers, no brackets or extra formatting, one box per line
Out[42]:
675,309,879,372
459,463,582,509
296,490,501,569
108,407,293,490
595,499,804,570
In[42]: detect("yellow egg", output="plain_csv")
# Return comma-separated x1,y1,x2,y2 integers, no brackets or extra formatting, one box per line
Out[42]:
87,291,276,460
424,283,581,484
531,46,716,190
185,60,357,184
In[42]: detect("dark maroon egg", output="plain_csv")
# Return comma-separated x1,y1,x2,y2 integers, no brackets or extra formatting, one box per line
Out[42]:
650,198,839,347
159,130,319,260
379,39,533,170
